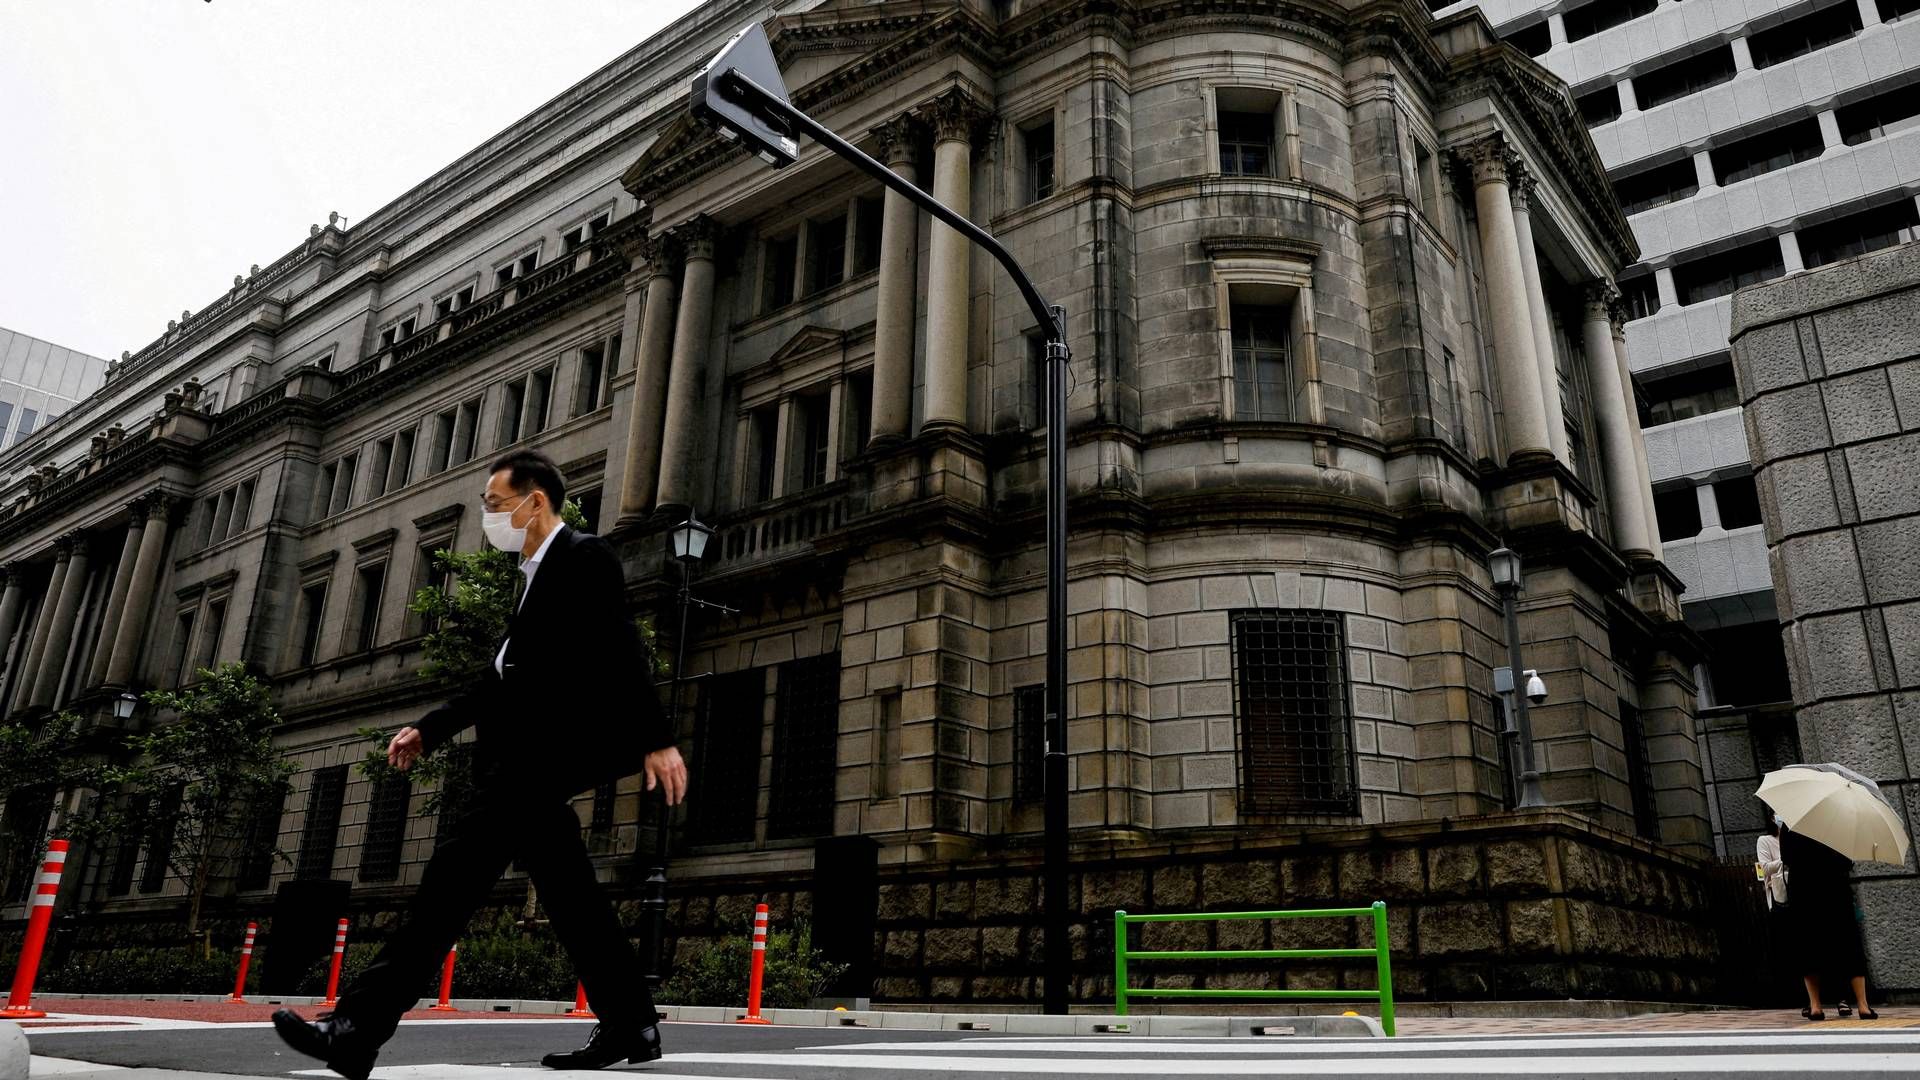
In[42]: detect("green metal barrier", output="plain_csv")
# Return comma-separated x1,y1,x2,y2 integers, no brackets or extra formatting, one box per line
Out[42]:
1112,900,1395,1036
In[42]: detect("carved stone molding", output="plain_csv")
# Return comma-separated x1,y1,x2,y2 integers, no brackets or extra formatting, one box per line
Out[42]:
1459,133,1511,187
922,89,991,146
1584,282,1620,323
668,215,720,262
1508,161,1538,213
872,116,921,168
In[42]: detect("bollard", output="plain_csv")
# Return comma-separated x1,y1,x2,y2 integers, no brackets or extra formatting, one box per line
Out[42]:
320,918,349,1007
735,903,771,1025
1,839,69,1019
565,982,594,1018
224,922,258,1004
428,945,457,1011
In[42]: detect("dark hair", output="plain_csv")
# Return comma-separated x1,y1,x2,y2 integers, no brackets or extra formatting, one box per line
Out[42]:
488,449,566,511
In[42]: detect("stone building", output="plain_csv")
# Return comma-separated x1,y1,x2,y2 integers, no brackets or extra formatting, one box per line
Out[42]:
1728,239,1920,998
2,0,1737,1003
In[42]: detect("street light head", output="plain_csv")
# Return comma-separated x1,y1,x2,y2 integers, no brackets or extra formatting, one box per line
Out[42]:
670,516,713,564
112,691,139,721
1488,545,1522,591
691,23,798,169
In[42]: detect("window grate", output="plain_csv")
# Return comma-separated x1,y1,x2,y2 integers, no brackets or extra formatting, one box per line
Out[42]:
433,744,476,848
768,654,841,841
237,786,285,891
1232,610,1356,815
140,785,184,894
1,785,55,902
1619,700,1659,840
359,772,411,882
1014,684,1046,803
589,782,616,835
107,792,147,896
297,765,348,880
687,669,766,846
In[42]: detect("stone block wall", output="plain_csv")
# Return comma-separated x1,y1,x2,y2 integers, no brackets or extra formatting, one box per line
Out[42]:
1730,240,1920,997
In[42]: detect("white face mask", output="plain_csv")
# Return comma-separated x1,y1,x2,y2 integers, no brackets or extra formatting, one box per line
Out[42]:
482,493,533,554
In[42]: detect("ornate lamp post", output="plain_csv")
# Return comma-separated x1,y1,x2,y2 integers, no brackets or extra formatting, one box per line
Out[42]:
640,513,733,990
1488,546,1546,809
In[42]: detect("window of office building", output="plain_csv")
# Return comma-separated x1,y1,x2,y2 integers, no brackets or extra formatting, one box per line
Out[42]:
296,765,349,881
1711,118,1825,186
194,598,226,672
236,786,284,891
1838,81,1920,145
1014,684,1046,803
1880,0,1920,20
1232,609,1356,815
562,211,612,255
378,316,418,351
1564,0,1655,41
1024,119,1057,202
1672,238,1785,305
1748,2,1862,68
763,234,798,310
575,340,607,416
853,197,883,276
688,669,765,846
12,409,38,446
107,793,146,896
1713,474,1764,529
358,771,411,882
454,398,481,466
1653,485,1703,541
348,562,385,654
1217,89,1284,177
1618,273,1661,321
170,610,197,687
1618,701,1659,840
1797,199,1920,268
1577,85,1624,127
767,653,841,840
433,744,476,848
1642,360,1739,425
139,786,183,894
433,284,476,322
1614,157,1700,215
499,378,526,446
1504,19,1552,56
1412,140,1440,220
796,393,830,491
526,366,553,437
494,250,539,291
750,405,778,503
1634,45,1737,111
386,426,416,493
295,582,327,668
1231,302,1296,422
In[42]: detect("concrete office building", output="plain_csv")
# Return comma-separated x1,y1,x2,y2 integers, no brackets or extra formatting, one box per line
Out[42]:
0,327,108,454
1429,0,1920,865
2,0,1757,1003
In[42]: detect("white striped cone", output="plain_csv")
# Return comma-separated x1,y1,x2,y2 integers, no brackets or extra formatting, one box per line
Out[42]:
33,845,66,908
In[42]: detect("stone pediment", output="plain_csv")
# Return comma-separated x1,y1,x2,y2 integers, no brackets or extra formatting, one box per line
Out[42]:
768,325,846,368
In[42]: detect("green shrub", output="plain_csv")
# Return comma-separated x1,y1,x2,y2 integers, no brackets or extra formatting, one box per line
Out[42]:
295,942,386,996
444,915,576,1001
39,945,241,995
660,919,845,1009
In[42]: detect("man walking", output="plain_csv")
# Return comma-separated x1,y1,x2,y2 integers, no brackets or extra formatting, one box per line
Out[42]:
274,450,687,1078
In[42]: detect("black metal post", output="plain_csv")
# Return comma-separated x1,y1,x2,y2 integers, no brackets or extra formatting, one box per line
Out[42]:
714,70,1074,1014
1499,584,1544,809
640,558,695,991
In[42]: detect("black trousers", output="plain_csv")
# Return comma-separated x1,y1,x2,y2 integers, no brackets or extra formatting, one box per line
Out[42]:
335,794,652,1045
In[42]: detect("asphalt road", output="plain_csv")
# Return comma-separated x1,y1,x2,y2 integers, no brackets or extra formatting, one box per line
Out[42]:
24,1018,1920,1079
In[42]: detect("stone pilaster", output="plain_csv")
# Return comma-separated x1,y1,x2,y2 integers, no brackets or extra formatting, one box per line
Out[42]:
1638,643,1712,859
1582,285,1654,558
14,553,68,712
0,566,25,707
616,233,680,526
921,92,989,434
1508,166,1569,464
86,510,148,690
1608,307,1662,560
1460,135,1552,463
29,532,92,710
655,216,718,512
105,493,175,688
870,118,922,447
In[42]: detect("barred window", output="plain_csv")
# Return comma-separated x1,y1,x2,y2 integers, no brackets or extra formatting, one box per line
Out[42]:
359,772,411,882
768,653,841,841
589,782,616,835
237,786,285,891
140,785,184,894
1231,610,1356,815
688,669,766,846
107,792,148,896
297,765,348,880
1,785,54,902
434,744,477,848
1014,684,1046,802
1619,700,1659,840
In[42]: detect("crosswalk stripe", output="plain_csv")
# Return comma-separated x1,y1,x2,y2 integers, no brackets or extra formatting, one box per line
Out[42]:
654,1050,1920,1075
800,1033,1920,1056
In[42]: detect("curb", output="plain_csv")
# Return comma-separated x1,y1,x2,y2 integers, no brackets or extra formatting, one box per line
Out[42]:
21,994,1384,1037
1,1020,26,1080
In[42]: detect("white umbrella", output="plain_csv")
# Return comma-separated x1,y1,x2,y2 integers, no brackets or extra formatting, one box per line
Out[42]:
1757,763,1911,866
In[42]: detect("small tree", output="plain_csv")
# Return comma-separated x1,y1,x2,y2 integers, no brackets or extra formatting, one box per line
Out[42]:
120,663,296,934
0,712,118,892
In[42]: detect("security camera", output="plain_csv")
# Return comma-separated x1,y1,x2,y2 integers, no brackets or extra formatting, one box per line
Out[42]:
1524,669,1548,706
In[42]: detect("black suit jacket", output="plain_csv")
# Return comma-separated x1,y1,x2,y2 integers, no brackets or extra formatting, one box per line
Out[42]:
412,525,673,801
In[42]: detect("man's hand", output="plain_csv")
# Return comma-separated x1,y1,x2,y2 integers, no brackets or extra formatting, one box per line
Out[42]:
644,746,688,806
387,727,424,771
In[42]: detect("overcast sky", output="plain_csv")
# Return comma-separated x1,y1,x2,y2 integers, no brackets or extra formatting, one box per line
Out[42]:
0,1,706,362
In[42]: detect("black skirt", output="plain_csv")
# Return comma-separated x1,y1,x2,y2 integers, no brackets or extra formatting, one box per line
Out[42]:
1781,832,1868,975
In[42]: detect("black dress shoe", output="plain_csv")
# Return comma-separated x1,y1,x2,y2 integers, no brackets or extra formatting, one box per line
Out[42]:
272,1009,379,1080
540,1023,663,1069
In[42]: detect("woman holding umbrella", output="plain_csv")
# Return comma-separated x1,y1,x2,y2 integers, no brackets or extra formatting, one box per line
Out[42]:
1758,764,1907,1021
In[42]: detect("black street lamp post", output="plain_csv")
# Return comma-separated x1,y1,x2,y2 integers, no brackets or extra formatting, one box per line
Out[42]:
640,513,735,991
1488,545,1546,809
690,23,1076,1012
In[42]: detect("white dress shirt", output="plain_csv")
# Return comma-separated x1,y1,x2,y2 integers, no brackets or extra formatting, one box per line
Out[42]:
494,524,562,676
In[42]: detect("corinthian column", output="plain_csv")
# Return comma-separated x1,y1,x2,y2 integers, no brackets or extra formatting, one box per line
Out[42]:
1582,286,1653,556
16,549,70,711
106,494,175,687
616,233,680,526
0,567,25,705
29,532,91,710
921,92,987,434
870,118,922,447
655,216,719,511
1509,167,1569,463
1609,309,1662,560
1462,136,1552,463
87,510,148,689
